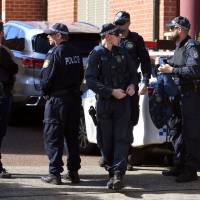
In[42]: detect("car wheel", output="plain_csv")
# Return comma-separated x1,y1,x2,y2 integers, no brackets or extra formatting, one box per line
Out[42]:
79,110,96,154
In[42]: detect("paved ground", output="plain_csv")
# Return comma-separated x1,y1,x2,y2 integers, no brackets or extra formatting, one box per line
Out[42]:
1,161,200,200
1,126,200,199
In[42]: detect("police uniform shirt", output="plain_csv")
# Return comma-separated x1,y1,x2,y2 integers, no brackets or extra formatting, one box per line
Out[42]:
40,41,84,96
172,35,200,79
85,44,138,99
119,31,151,85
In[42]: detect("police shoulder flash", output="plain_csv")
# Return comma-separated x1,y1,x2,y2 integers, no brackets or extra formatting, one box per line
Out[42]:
192,48,199,59
43,60,50,68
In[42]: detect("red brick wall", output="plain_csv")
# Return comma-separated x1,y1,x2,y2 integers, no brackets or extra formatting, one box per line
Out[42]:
109,0,154,40
47,0,77,22
1,0,47,22
109,0,178,40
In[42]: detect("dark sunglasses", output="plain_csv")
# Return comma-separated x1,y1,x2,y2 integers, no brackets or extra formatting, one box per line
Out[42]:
170,26,179,31
109,33,121,37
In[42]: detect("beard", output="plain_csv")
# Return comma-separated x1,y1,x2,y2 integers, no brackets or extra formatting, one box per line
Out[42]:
171,31,179,42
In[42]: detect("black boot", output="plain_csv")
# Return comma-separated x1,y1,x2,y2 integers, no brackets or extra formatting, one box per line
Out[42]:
41,174,61,185
107,172,114,189
175,168,198,183
0,168,11,178
162,166,182,176
113,171,123,190
63,171,80,183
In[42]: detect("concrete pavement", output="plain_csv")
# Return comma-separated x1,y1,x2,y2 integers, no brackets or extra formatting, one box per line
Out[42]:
1,164,200,200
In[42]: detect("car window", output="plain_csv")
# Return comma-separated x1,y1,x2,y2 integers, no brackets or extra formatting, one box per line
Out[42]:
33,33,100,55
3,26,25,51
6,26,20,40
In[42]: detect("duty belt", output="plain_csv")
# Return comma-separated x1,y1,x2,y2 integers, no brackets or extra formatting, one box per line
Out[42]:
50,88,80,97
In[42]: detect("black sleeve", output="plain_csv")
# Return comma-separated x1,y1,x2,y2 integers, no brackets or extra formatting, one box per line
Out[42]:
40,53,59,95
136,35,152,84
125,51,139,85
0,46,18,75
85,50,113,98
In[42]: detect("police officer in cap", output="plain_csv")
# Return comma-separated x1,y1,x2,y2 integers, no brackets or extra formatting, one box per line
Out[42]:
159,16,200,182
0,21,18,178
40,23,83,185
113,11,152,170
85,23,138,190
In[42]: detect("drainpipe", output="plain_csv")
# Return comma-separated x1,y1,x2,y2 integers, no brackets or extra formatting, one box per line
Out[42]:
153,0,160,41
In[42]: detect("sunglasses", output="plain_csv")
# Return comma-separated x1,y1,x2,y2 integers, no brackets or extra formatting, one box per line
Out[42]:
109,33,122,37
170,26,179,31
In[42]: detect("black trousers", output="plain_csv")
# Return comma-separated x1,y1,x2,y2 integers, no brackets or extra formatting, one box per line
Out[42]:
0,95,12,169
180,91,200,171
96,97,131,175
43,95,81,175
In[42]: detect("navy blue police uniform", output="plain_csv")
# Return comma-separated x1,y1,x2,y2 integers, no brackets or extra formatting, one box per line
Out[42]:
40,23,83,184
162,16,200,182
85,23,138,187
0,21,18,176
114,11,151,142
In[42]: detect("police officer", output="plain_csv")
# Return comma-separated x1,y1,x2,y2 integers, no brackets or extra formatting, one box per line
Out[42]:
159,16,200,182
113,11,152,170
85,23,138,190
0,21,18,178
40,23,83,185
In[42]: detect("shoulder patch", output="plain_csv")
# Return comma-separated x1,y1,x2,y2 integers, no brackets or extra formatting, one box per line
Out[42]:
192,47,199,59
43,59,50,68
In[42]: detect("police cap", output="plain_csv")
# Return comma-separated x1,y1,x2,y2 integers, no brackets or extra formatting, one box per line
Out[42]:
113,11,130,25
0,21,3,32
166,16,190,30
44,23,69,35
100,23,124,36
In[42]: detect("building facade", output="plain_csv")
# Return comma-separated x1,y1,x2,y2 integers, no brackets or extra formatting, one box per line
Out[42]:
0,0,199,40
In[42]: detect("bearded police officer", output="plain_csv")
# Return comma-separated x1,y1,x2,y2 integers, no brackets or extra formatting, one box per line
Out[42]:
113,11,151,170
159,16,200,183
40,23,83,185
85,23,138,190
0,21,18,178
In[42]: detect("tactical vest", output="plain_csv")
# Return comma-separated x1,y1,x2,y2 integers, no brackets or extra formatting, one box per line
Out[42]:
98,48,130,90
173,39,200,88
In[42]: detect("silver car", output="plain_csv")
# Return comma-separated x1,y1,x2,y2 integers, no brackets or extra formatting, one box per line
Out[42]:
3,20,100,107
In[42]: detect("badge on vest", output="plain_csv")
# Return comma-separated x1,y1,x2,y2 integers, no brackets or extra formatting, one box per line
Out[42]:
43,60,50,68
126,42,134,49
115,55,122,63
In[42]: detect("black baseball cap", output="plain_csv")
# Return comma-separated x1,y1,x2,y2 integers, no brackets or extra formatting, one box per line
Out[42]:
100,23,124,36
114,11,130,25
0,21,3,32
44,23,69,35
166,16,190,30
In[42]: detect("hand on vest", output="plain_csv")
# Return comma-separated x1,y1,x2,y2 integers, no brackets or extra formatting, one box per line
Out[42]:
126,84,135,96
112,89,127,99
158,64,173,74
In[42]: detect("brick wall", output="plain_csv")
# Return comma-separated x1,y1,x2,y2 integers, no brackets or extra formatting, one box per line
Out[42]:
1,0,47,22
47,0,77,22
109,0,178,40
109,0,154,40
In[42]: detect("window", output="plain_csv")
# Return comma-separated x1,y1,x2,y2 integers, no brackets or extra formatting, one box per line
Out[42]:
78,0,109,27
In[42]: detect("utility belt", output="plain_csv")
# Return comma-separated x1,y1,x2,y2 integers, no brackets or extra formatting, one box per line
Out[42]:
50,88,80,97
